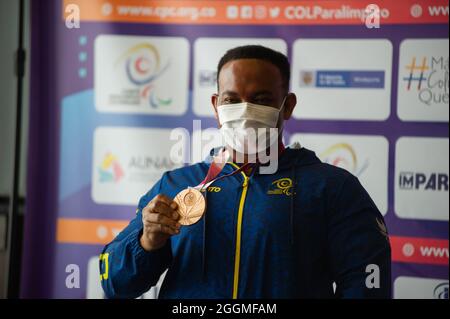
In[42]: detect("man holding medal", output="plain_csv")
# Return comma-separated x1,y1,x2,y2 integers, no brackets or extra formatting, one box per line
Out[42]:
100,45,391,299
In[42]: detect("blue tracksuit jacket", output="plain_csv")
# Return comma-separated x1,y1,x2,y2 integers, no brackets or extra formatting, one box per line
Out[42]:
100,146,391,298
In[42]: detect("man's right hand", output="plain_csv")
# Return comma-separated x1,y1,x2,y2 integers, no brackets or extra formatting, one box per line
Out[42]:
140,194,181,252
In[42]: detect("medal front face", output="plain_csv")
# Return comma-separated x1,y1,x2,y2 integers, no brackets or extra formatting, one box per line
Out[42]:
174,188,206,225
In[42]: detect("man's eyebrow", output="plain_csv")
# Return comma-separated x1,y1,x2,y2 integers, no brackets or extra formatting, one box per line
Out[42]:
220,90,239,96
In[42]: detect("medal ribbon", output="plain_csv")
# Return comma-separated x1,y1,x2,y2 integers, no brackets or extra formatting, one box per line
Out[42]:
193,148,252,192
192,141,286,192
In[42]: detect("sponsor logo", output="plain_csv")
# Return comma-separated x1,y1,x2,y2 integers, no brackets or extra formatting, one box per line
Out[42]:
401,56,449,106
95,35,189,115
267,178,293,196
114,43,172,108
399,172,448,191
320,143,369,177
193,38,287,117
300,70,385,89
291,39,392,121
128,155,176,171
207,186,221,193
198,70,217,87
402,57,428,90
98,152,124,183
97,153,176,184
92,127,184,205
397,40,448,122
395,137,449,221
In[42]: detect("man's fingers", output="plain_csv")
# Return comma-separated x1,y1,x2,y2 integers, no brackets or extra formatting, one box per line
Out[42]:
170,208,180,221
145,222,179,236
170,202,180,220
153,194,176,208
144,194,178,214
152,200,174,217
143,194,179,218
143,206,179,224
170,201,178,211
144,213,181,229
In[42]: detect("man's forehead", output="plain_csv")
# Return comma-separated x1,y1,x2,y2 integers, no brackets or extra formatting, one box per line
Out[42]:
218,59,283,92
221,89,274,97
219,59,281,78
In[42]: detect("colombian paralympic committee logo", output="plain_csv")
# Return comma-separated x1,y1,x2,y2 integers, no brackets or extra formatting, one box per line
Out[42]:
98,152,124,183
320,143,369,177
115,43,172,108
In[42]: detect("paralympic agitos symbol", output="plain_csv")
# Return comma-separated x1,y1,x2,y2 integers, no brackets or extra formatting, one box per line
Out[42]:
115,43,172,108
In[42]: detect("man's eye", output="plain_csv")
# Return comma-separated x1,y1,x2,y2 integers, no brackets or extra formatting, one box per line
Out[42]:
254,99,271,105
223,98,239,104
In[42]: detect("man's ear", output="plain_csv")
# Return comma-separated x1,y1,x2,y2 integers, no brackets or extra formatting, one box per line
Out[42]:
211,94,221,127
282,92,297,120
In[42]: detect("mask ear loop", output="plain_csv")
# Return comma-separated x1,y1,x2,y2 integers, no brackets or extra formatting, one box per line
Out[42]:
279,95,288,114
277,95,288,132
262,95,288,156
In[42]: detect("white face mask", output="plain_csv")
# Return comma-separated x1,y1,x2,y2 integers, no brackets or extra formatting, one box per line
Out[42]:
217,96,287,155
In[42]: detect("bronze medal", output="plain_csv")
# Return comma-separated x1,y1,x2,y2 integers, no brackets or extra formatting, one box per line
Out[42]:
174,188,206,225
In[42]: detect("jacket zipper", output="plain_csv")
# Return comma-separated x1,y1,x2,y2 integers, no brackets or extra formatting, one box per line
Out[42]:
229,162,249,299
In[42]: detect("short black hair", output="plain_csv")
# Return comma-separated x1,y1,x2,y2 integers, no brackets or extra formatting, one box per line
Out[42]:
217,45,290,91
